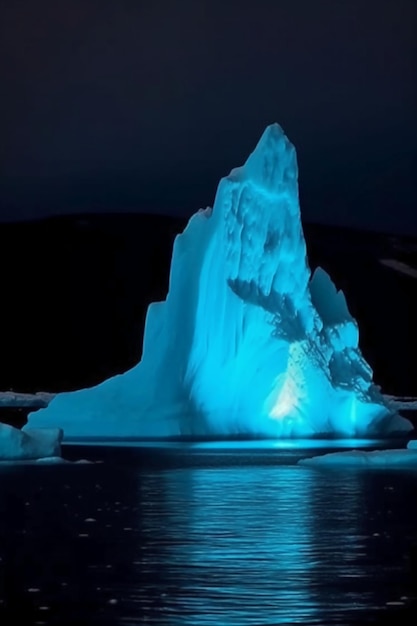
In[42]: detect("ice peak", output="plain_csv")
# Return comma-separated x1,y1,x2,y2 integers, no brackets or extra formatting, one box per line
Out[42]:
232,123,298,196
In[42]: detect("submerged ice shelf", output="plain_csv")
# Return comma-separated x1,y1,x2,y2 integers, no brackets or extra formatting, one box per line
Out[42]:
28,124,411,439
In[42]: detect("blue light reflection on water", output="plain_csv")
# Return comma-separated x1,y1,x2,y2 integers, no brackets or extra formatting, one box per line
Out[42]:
153,466,319,624
136,465,373,625
188,438,385,450
0,443,416,625
63,438,389,450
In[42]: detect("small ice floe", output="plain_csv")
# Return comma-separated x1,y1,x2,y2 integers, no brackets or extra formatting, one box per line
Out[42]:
35,457,94,464
0,423,63,461
299,448,417,468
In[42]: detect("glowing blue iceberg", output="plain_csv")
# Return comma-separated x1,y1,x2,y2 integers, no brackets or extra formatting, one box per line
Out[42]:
28,124,411,438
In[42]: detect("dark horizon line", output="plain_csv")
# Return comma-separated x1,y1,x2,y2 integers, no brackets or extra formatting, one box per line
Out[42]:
0,208,415,240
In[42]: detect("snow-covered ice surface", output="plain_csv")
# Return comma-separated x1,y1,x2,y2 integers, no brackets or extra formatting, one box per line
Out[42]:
0,423,63,460
380,258,417,280
0,456,93,465
28,124,411,439
384,395,417,411
299,448,417,468
0,391,55,408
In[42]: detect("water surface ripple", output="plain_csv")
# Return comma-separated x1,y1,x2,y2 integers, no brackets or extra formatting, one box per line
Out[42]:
0,443,416,625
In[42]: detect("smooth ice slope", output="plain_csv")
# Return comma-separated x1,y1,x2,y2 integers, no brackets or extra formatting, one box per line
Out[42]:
28,124,411,438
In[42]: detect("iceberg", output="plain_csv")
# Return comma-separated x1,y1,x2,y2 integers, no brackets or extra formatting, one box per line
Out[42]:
28,124,411,438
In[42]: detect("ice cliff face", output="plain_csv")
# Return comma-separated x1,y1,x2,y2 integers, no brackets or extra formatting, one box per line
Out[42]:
28,124,411,437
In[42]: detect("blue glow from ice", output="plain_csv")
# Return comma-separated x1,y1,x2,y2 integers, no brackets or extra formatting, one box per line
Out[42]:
28,124,412,440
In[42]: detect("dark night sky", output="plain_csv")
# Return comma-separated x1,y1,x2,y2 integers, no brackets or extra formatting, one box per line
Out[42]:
0,0,416,233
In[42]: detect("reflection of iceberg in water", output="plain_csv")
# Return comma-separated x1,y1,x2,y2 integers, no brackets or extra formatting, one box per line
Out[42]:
161,467,318,624
29,124,411,438
134,462,371,623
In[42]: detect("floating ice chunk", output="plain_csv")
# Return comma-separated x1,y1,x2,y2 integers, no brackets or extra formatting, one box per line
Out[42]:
299,448,417,468
0,423,63,460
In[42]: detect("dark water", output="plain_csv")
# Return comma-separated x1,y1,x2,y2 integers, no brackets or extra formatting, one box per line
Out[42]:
1,442,417,625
